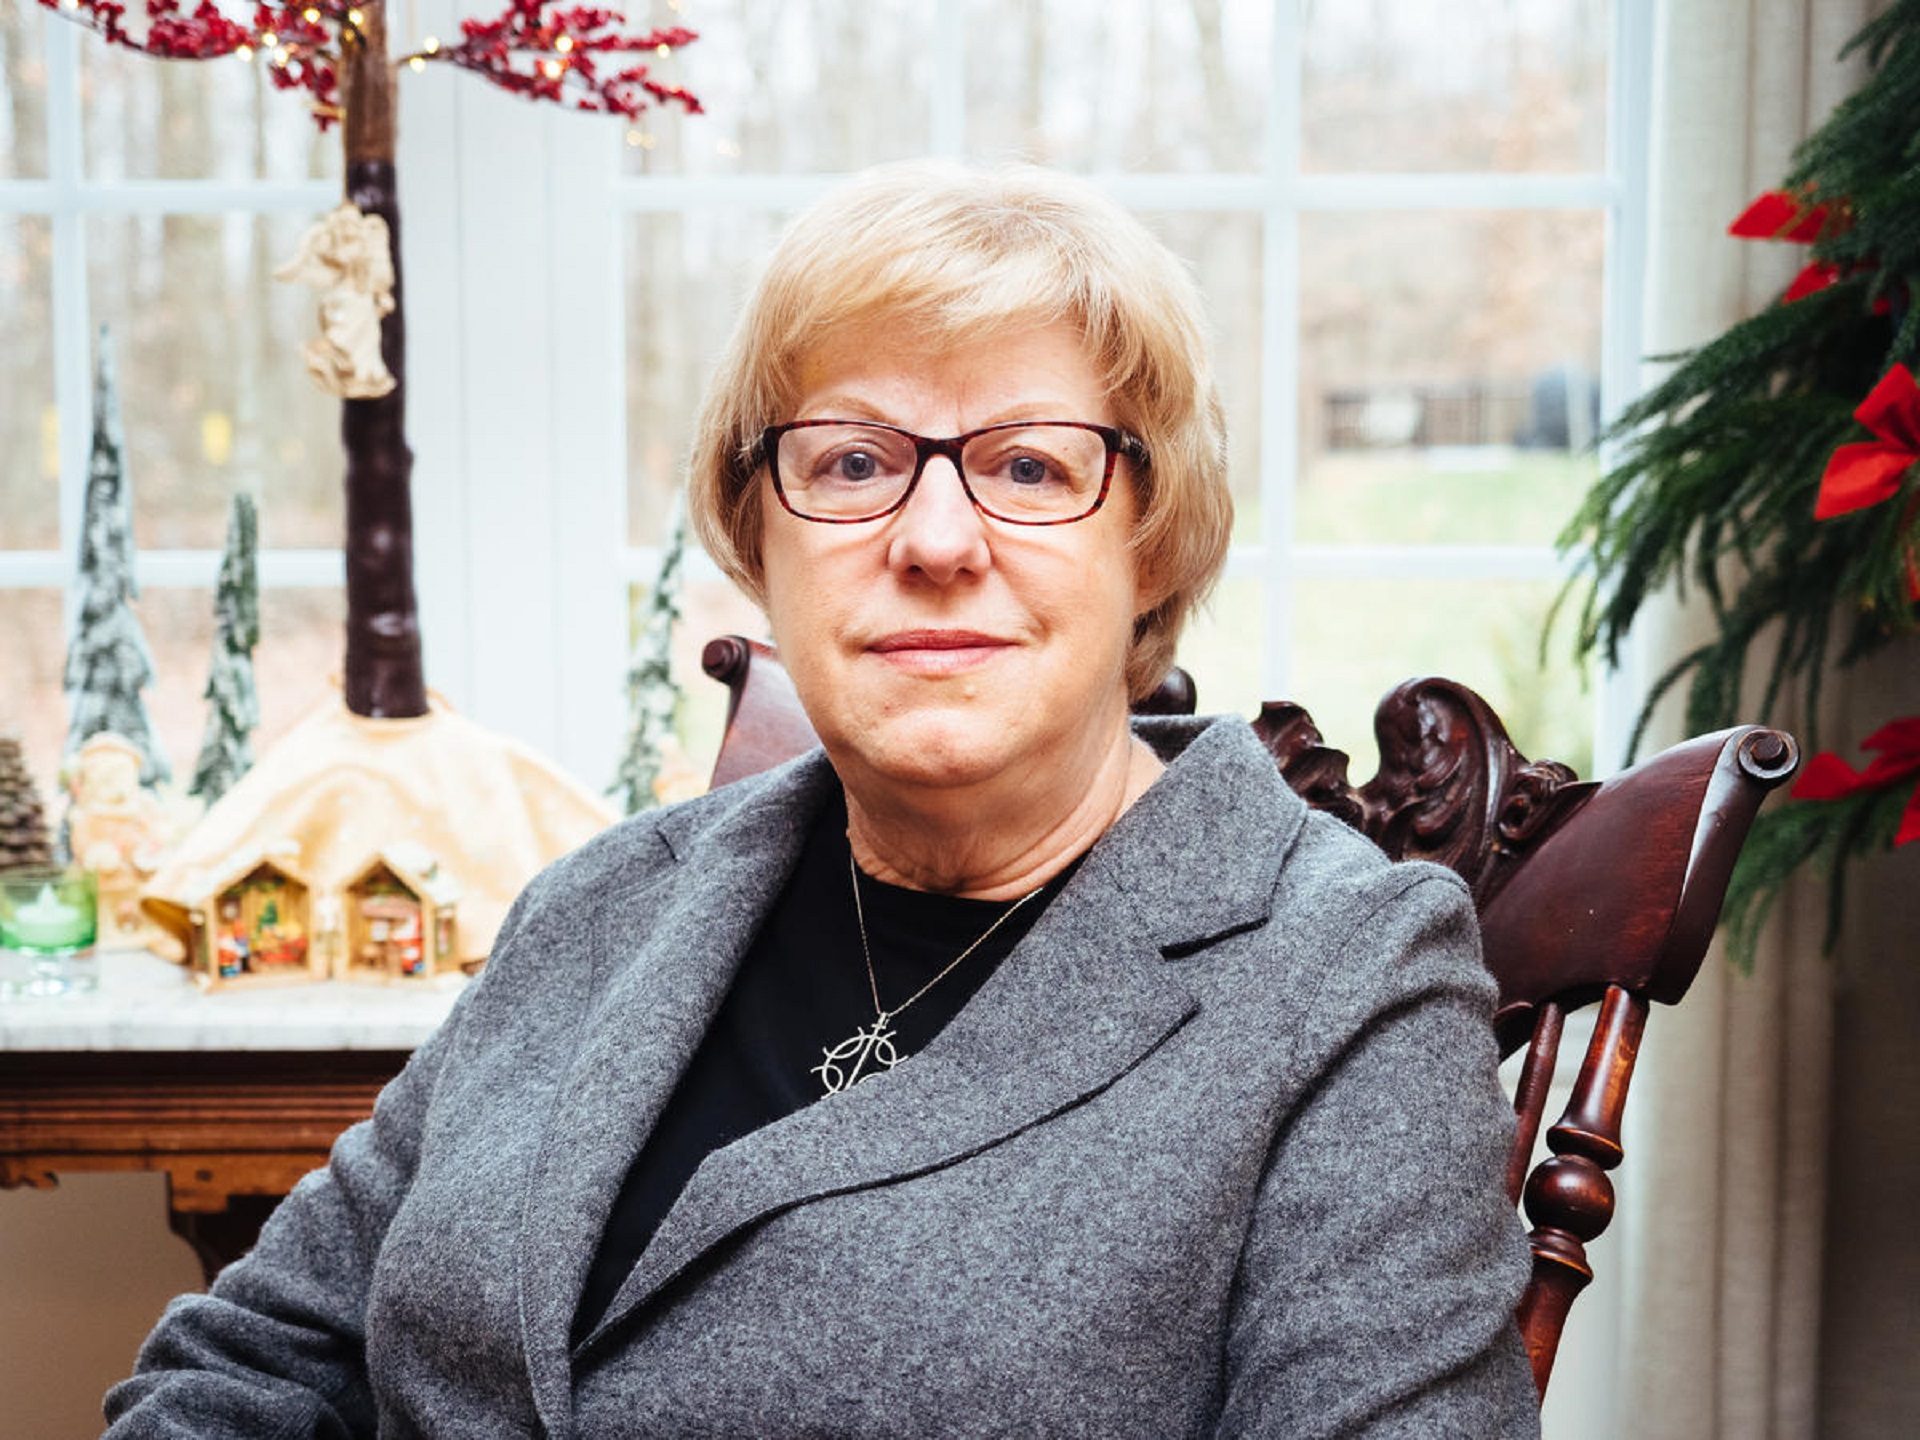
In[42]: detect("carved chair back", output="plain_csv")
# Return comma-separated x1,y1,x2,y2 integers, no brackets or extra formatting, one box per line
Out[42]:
697,635,1799,1398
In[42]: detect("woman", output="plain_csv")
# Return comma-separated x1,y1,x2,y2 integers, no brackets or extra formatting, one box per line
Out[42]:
106,163,1538,1437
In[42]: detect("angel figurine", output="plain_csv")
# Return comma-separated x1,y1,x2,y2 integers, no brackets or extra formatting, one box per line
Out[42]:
276,201,398,400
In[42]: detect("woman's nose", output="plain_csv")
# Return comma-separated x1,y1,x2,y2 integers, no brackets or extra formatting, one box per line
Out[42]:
884,457,991,584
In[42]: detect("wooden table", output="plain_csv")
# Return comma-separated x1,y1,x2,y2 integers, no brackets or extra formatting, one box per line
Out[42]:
0,951,462,1282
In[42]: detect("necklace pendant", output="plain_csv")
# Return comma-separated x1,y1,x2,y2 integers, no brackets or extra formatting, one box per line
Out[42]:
813,1013,901,1096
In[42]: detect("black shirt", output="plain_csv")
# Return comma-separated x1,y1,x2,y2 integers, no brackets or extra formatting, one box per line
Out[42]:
571,789,1081,1341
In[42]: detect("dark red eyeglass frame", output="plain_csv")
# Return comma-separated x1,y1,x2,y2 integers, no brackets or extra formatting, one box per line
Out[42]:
757,418,1149,526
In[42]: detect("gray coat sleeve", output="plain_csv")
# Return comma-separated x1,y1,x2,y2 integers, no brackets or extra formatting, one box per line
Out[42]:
1214,874,1541,1439
99,891,535,1440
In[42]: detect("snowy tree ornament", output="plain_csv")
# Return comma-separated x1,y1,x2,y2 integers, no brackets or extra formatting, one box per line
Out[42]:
611,501,688,816
63,328,169,788
189,492,263,804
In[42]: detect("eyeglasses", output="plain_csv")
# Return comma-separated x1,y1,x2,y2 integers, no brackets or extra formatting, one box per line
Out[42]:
759,419,1148,525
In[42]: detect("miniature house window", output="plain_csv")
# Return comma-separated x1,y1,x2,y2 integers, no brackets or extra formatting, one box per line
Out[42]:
346,863,428,980
213,864,312,980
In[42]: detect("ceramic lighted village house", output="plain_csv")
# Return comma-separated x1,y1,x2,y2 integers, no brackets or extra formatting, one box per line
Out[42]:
336,846,460,984
172,848,326,991
157,839,460,992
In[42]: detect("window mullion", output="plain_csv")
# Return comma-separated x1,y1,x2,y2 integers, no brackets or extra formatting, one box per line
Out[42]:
1260,0,1302,701
46,15,88,622
930,0,966,158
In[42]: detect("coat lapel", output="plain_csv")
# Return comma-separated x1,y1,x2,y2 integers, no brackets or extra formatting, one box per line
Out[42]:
568,718,1309,1366
517,756,838,1440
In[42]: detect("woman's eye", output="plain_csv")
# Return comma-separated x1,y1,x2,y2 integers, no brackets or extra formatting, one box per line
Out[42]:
1007,455,1053,485
832,451,880,482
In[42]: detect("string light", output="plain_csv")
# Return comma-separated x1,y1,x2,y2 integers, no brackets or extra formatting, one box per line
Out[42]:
261,30,277,45
302,8,320,21
627,129,655,150
655,42,671,58
236,44,253,61
555,35,573,53
539,58,563,79
347,8,364,26
407,55,425,72
423,35,440,53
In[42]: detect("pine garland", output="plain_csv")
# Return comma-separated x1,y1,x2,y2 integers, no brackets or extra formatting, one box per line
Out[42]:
1558,0,1920,966
1721,779,1911,972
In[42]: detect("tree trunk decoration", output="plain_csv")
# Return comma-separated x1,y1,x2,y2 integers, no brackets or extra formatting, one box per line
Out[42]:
339,4,423,716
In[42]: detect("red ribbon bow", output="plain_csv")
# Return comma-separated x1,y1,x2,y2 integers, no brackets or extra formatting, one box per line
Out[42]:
1816,365,1920,521
1790,717,1920,846
1815,365,1920,601
1728,189,1889,312
1729,190,1832,242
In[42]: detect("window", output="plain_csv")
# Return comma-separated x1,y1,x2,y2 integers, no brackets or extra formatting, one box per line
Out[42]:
0,13,345,804
1,0,1646,809
622,0,1644,784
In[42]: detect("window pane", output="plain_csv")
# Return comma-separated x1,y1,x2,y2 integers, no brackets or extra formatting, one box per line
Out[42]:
624,0,932,175
1291,577,1592,782
625,210,788,546
0,589,65,803
88,212,341,549
1301,0,1609,173
1299,210,1603,547
1142,212,1263,542
968,0,1269,171
635,573,769,793
0,585,344,806
80,42,337,182
0,217,56,548
2,5,48,179
1171,573,1264,725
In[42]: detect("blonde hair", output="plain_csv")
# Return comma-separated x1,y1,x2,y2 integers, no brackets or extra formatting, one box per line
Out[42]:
686,160,1232,700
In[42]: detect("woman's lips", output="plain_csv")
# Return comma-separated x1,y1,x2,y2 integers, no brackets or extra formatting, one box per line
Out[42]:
868,630,1014,675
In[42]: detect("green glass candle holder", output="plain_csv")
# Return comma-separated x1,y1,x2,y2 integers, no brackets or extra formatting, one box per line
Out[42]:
0,867,99,998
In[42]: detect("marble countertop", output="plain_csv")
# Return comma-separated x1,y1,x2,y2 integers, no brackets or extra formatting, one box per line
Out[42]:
0,949,467,1051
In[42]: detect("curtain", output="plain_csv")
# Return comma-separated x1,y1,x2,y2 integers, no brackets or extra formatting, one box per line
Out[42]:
1614,3,1915,1438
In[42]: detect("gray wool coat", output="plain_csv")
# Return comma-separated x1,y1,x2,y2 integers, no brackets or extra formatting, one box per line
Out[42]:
105,716,1540,1439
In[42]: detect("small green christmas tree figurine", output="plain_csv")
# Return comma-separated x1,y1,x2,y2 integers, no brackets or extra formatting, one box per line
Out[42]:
0,736,54,871
63,327,169,788
611,502,688,816
188,492,263,804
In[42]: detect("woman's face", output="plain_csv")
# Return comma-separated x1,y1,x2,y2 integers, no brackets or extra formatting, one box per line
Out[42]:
759,321,1151,797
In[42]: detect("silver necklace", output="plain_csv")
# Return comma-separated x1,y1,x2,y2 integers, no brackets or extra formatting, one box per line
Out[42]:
811,853,1045,1096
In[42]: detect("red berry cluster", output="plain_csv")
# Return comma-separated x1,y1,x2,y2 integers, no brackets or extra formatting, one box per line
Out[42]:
39,0,701,131
443,3,702,119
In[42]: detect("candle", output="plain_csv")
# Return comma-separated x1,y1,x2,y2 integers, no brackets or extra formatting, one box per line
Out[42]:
0,873,98,954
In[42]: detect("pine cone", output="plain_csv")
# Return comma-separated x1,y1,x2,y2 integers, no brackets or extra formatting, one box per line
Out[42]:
0,736,54,871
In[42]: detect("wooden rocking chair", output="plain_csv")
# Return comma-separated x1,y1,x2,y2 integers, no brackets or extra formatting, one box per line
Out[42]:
700,634,1800,1399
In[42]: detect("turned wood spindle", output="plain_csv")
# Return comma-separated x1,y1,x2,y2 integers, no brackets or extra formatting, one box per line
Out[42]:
1506,1000,1565,1207
1515,983,1648,1396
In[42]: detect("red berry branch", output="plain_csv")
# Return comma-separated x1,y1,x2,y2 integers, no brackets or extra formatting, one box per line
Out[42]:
403,4,703,120
37,0,700,129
